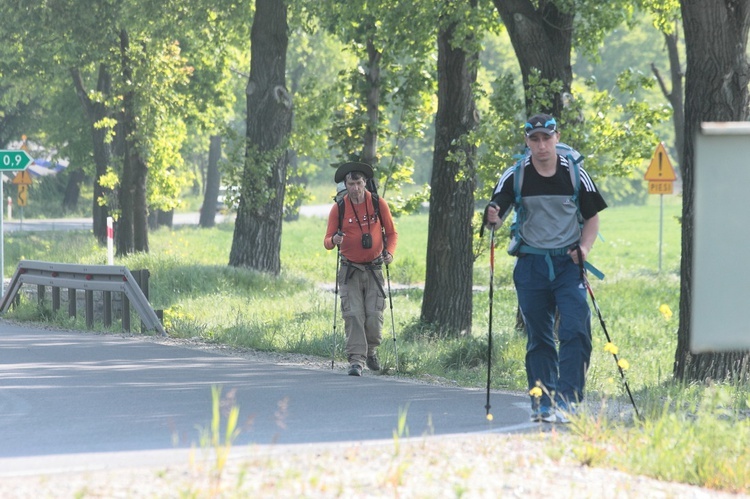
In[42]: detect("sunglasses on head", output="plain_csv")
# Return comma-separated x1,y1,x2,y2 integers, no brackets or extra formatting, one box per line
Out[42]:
524,118,557,132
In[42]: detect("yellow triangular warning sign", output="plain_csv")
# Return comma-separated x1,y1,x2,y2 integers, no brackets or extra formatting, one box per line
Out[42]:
12,170,33,185
644,142,677,181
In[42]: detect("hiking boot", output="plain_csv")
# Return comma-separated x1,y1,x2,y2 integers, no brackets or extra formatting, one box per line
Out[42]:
366,354,381,371
348,364,363,376
530,405,556,423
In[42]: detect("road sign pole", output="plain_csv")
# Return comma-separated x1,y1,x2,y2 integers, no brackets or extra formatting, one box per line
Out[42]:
659,194,664,273
645,142,677,274
1,178,4,296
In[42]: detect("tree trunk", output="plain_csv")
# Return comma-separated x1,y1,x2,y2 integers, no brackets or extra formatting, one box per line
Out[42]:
133,154,149,251
228,0,292,275
493,0,574,116
116,28,149,254
61,168,85,213
199,135,222,228
361,38,382,166
674,0,750,382
70,64,111,244
420,0,479,337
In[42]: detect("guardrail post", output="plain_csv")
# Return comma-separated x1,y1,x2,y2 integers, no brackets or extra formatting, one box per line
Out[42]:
37,284,45,306
122,295,131,332
103,290,112,327
52,286,60,311
133,269,150,333
85,289,94,328
68,288,76,317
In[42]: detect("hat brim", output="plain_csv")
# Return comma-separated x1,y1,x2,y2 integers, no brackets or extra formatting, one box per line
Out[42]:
334,162,374,183
526,128,556,137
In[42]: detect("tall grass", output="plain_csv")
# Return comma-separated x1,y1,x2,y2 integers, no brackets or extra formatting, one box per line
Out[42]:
5,195,750,492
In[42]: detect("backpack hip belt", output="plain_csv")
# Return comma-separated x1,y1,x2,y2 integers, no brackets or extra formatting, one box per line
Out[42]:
518,244,604,281
340,257,387,297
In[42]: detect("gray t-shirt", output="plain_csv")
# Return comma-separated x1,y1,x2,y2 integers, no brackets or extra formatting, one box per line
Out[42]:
491,155,608,250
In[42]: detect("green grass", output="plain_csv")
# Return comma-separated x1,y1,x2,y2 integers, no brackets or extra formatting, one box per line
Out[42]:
4,194,750,494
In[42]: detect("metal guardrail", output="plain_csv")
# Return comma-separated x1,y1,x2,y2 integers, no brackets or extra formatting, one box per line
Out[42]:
0,260,165,336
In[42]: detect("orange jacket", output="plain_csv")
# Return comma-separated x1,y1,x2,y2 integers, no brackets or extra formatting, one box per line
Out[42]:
324,191,398,263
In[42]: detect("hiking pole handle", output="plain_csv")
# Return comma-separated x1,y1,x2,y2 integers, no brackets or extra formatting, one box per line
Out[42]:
333,230,344,246
488,202,499,228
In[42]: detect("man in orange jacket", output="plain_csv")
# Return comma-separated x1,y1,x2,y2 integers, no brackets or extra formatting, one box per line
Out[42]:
324,162,398,376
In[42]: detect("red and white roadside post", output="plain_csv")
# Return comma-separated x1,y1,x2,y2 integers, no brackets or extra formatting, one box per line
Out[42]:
107,216,114,265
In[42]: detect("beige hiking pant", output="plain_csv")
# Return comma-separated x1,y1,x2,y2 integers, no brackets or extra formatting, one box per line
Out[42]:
338,262,386,367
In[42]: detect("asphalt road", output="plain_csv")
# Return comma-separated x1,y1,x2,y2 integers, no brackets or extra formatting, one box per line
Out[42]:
1,205,327,233
1,212,232,232
0,320,533,475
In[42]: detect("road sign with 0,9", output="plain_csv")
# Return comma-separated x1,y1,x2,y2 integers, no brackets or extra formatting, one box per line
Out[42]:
0,150,33,171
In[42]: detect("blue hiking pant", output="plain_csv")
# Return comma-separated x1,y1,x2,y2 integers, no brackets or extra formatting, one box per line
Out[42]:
514,253,592,408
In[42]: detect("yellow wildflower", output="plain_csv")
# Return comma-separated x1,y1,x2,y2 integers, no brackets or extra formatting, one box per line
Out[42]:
529,387,543,398
604,342,619,355
618,358,630,370
659,304,673,320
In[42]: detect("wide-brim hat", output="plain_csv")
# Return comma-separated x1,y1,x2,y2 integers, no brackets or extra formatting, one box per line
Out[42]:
334,161,374,183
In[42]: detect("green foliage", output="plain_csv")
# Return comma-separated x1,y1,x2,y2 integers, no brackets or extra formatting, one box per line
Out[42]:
441,335,492,370
473,64,670,203
0,0,251,227
191,385,242,496
311,0,438,214
563,384,750,493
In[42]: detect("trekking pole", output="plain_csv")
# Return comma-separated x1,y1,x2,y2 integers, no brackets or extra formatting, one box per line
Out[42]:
384,263,399,372
575,248,641,420
331,233,343,369
485,217,497,420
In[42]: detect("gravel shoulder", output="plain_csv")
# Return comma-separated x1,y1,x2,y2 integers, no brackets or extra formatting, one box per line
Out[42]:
0,432,740,498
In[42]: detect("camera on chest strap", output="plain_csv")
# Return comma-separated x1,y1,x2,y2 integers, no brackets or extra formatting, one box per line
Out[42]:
361,233,372,249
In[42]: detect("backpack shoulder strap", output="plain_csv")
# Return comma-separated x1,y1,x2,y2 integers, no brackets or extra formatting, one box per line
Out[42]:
512,158,525,206
336,197,345,230
567,154,582,204
371,192,380,219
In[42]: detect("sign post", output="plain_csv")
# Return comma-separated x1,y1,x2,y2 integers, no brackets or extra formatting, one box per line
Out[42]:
644,142,677,273
0,149,34,296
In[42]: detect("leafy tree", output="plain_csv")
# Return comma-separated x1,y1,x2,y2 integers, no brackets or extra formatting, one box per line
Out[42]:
310,0,436,205
492,0,632,117
282,23,357,218
640,1,685,169
419,0,482,337
228,0,293,275
0,0,247,253
674,0,750,382
474,2,670,208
